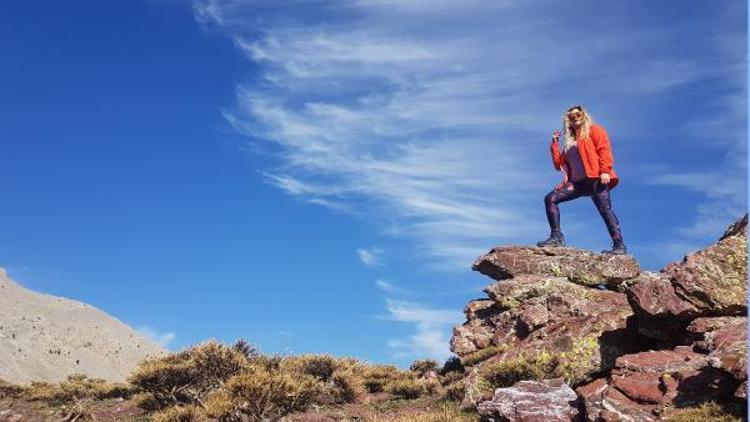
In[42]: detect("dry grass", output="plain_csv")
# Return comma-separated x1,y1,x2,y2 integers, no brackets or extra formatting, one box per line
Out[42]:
128,340,249,410
150,404,208,422
409,359,439,377
460,345,506,367
25,374,133,406
366,402,475,422
387,378,439,400
663,401,744,422
478,351,556,391
203,369,321,422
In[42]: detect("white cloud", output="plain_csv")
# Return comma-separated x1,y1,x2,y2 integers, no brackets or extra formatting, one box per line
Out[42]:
138,326,177,348
357,247,384,267
374,279,401,294
382,299,462,361
192,0,746,271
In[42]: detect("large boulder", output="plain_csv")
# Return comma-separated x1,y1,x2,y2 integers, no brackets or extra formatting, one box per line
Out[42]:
627,216,747,320
450,274,642,408
625,215,748,343
477,378,581,422
472,246,640,288
577,346,739,421
689,317,748,398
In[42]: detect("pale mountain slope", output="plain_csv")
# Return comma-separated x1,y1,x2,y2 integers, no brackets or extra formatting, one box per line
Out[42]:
0,268,166,384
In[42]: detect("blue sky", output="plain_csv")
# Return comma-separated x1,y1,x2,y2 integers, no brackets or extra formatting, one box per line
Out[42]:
1,1,746,366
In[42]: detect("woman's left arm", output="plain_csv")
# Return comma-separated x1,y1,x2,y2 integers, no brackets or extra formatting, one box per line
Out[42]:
592,125,614,178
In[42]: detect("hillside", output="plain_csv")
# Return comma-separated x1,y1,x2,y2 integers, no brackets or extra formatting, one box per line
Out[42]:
0,268,165,384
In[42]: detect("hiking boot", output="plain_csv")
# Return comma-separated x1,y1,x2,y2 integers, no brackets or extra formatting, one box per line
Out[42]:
536,233,565,247
602,241,628,255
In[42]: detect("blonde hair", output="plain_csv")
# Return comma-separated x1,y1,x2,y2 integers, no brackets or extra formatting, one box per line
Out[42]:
562,105,594,151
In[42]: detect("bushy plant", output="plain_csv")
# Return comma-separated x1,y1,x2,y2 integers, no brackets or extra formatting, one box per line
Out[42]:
150,404,207,422
438,356,464,376
0,380,23,399
478,351,556,390
231,339,258,359
327,369,366,403
362,364,402,393
663,401,744,422
409,359,439,377
439,371,464,386
25,374,132,406
441,380,465,402
203,368,322,422
128,341,249,410
387,377,438,400
460,345,506,367
60,397,94,422
282,354,342,382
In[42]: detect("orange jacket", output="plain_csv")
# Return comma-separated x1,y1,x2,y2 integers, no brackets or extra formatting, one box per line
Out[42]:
550,124,619,189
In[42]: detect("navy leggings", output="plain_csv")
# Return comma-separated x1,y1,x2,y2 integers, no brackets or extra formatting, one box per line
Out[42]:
544,178,623,242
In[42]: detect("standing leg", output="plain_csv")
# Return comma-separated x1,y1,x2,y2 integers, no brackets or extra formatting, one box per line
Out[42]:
591,182,626,252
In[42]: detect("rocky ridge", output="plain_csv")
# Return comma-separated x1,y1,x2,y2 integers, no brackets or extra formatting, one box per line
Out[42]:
0,268,166,384
452,214,748,421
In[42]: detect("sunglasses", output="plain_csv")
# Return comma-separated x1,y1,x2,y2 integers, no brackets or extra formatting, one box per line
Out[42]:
567,111,583,119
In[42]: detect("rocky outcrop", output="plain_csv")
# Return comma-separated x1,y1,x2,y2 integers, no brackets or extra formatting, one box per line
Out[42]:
577,347,739,421
0,268,166,383
453,250,646,408
473,246,640,288
626,215,747,344
457,214,748,421
477,379,581,422
451,275,641,379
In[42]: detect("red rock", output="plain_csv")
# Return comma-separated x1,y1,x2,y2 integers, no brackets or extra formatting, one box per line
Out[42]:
735,381,747,399
614,348,708,373
703,320,747,383
610,372,665,404
579,346,741,421
472,246,640,287
626,272,698,319
477,378,580,422
662,227,747,315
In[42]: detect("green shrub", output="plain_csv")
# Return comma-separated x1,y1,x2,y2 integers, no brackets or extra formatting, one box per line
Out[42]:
439,356,464,376
128,340,249,410
409,359,439,377
203,368,322,422
460,345,506,367
387,378,438,400
478,351,556,391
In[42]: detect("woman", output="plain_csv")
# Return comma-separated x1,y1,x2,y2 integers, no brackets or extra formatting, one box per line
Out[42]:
536,105,627,255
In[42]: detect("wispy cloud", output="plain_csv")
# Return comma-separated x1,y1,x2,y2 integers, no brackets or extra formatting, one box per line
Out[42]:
357,247,384,267
382,299,462,361
374,279,406,294
138,326,177,348
192,0,745,271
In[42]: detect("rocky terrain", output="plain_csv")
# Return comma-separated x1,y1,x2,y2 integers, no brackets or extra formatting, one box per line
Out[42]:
451,214,748,421
0,268,165,384
0,215,745,421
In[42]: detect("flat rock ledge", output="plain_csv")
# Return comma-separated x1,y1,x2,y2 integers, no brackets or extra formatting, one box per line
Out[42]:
472,246,640,288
